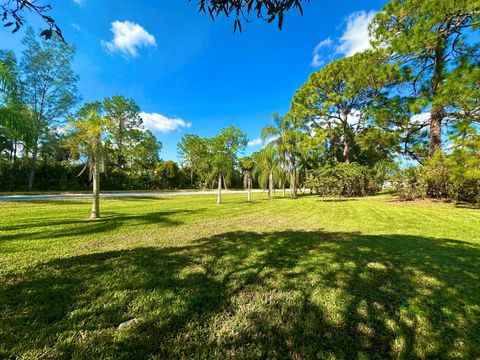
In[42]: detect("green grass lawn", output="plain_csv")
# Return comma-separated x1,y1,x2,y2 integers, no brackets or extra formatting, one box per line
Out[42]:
1,193,479,359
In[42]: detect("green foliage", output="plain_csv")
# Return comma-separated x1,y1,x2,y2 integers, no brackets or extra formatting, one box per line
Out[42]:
371,0,479,157
1,195,479,358
252,146,282,189
177,126,246,189
155,161,181,190
392,166,428,201
306,162,378,197
103,95,144,168
290,50,400,164
394,149,480,204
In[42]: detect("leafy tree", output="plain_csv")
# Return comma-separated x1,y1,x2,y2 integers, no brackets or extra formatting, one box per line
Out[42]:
371,0,479,157
0,51,35,164
290,50,400,165
21,27,79,190
155,161,181,189
209,126,247,204
68,102,106,219
178,134,208,186
103,96,143,168
127,129,162,170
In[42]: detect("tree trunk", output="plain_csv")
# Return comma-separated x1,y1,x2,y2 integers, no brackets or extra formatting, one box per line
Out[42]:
28,140,38,191
217,174,222,204
290,155,297,197
268,171,273,200
282,182,286,198
223,175,228,190
343,139,350,164
91,136,101,219
13,140,17,164
429,44,446,157
429,107,443,156
190,168,194,186
247,177,251,202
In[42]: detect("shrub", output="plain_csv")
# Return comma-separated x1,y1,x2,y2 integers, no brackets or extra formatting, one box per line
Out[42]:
306,162,377,197
392,166,427,201
393,151,480,204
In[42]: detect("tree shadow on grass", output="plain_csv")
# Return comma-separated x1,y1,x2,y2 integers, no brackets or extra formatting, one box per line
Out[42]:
1,230,479,358
0,209,204,242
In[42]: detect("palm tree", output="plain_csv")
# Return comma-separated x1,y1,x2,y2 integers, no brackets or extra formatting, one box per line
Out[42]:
253,146,281,200
68,102,106,219
261,113,301,197
243,169,252,202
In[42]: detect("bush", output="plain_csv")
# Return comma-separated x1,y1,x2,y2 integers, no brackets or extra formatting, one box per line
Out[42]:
306,162,377,197
393,151,480,204
392,166,427,201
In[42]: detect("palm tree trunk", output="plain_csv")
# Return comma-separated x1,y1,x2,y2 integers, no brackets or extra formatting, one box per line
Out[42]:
282,181,286,198
269,171,273,200
217,174,222,204
91,136,101,219
247,177,251,202
290,167,297,197
223,175,228,190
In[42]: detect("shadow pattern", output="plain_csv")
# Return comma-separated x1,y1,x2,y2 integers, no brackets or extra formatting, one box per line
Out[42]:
1,230,479,359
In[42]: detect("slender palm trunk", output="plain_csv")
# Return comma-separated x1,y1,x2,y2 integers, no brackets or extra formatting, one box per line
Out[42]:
268,171,273,200
217,174,222,204
282,181,286,198
91,136,101,219
247,177,251,202
223,175,228,190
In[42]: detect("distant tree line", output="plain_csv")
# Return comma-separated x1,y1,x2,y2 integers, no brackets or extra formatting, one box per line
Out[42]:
1,0,479,213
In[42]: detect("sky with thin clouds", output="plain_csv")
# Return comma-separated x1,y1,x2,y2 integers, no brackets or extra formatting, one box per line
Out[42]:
0,0,389,161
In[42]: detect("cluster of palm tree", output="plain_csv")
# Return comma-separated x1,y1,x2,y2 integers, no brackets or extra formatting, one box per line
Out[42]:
251,113,311,199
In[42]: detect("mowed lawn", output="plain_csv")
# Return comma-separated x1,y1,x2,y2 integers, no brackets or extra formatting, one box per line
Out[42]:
1,193,479,359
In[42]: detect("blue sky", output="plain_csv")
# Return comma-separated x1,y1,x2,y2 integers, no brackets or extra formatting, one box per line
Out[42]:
0,0,388,161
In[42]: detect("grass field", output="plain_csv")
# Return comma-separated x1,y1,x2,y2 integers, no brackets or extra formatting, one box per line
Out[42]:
1,193,479,359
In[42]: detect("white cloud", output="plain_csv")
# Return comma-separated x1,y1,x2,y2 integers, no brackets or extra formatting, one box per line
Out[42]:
247,138,263,147
102,21,156,57
411,112,430,124
311,38,332,67
336,10,376,56
247,136,277,147
140,112,191,133
70,23,81,31
72,0,84,5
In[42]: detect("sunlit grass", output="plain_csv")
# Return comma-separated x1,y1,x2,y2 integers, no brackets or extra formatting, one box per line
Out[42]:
1,193,479,359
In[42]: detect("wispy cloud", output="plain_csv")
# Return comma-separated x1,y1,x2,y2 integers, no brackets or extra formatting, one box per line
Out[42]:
70,23,82,32
140,112,192,133
247,138,263,147
102,21,157,57
72,0,84,5
247,136,277,147
310,10,376,67
311,38,332,67
336,10,376,56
